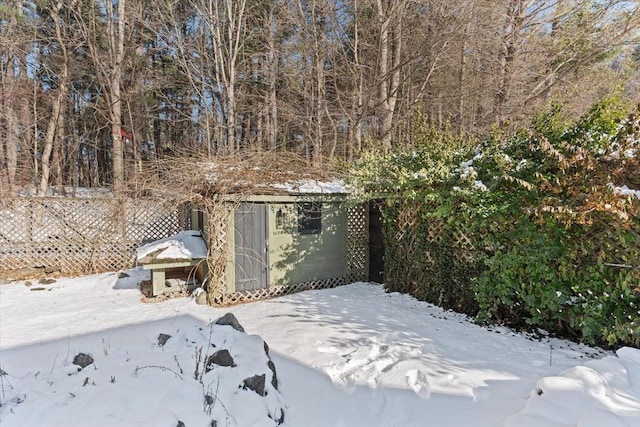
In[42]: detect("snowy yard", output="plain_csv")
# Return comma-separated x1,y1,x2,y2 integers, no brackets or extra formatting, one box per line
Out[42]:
0,270,638,427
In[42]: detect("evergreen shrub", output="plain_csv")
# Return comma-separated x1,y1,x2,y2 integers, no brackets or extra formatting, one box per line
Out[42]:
351,99,640,347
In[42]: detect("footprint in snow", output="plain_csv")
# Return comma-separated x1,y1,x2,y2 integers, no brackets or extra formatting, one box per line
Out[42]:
406,369,431,399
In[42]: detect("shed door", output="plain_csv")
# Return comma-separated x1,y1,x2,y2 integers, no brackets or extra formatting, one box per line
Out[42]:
234,203,268,291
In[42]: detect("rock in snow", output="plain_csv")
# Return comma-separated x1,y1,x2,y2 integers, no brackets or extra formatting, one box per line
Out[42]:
2,313,284,426
157,333,172,347
206,349,236,371
243,373,267,396
214,312,246,332
72,353,94,369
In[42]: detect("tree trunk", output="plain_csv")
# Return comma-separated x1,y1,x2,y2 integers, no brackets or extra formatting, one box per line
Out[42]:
376,0,404,150
494,0,526,124
266,4,278,152
458,20,471,132
38,0,71,197
1,0,23,196
109,0,126,196
347,0,364,161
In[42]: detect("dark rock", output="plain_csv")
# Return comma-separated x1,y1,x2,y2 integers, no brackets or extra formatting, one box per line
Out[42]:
263,340,270,356
30,287,46,291
177,421,185,427
73,353,94,369
38,278,56,285
24,281,32,287
267,360,278,390
117,271,129,278
157,333,172,347
204,394,214,405
214,313,245,332
205,349,236,372
242,374,266,396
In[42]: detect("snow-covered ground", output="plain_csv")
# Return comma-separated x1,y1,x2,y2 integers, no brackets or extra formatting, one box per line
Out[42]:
0,270,638,427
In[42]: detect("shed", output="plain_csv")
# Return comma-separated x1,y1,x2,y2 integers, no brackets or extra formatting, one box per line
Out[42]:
189,179,369,305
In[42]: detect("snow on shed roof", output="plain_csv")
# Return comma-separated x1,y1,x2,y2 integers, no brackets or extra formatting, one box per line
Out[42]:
182,154,350,196
271,179,348,194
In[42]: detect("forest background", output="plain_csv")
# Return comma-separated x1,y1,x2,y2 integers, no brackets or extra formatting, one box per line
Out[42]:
1,0,640,197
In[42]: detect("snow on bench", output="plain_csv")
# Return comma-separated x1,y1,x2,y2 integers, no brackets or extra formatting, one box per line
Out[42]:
136,231,208,296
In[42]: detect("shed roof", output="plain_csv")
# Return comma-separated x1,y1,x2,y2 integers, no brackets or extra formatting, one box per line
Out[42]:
191,154,351,196
270,179,348,195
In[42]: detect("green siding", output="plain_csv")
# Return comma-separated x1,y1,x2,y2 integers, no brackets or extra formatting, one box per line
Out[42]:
267,203,347,287
199,201,348,294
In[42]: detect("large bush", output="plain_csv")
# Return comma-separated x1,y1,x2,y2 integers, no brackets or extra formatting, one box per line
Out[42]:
352,99,640,347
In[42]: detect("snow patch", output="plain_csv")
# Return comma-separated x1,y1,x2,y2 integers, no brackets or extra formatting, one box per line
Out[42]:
136,231,208,262
505,347,640,427
0,276,635,427
608,183,640,199
271,179,348,194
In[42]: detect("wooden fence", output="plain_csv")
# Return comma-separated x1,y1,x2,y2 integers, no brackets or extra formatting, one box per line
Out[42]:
0,197,188,277
0,198,370,300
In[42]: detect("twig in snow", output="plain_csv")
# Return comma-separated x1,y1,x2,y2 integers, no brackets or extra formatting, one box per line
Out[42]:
133,365,184,380
194,347,203,381
0,368,14,399
174,355,184,374
50,352,59,375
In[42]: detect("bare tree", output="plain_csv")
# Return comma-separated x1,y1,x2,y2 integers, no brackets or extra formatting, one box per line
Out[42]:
0,0,26,195
375,0,406,149
37,0,76,196
107,0,127,194
194,0,247,154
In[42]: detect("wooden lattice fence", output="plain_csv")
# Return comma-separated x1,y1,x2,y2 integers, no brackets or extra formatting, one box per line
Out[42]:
1,197,370,304
347,204,369,283
0,197,188,276
382,201,482,314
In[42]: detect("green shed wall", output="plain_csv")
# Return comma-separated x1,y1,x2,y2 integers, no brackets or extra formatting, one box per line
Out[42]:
193,199,350,295
266,203,347,287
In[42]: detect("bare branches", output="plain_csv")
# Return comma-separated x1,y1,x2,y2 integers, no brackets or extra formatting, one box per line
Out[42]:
2,0,639,195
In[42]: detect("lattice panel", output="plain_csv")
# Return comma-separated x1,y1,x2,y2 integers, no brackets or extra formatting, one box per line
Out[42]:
347,204,369,283
0,198,186,276
125,199,184,242
35,199,124,242
452,229,477,263
213,277,346,306
204,202,234,303
0,202,29,243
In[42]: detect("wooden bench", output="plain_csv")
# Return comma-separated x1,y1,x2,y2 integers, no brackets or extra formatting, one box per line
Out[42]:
136,230,208,297
141,259,205,296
